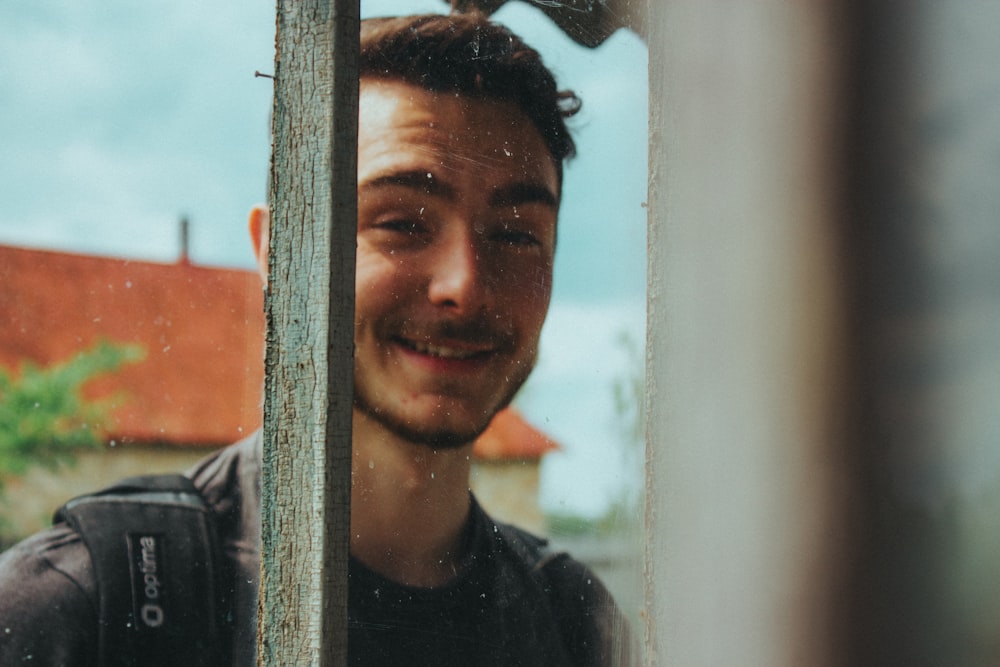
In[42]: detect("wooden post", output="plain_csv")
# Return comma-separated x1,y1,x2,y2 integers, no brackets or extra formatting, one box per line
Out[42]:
259,0,359,665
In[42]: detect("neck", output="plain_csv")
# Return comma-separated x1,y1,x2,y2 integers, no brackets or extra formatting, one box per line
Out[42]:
350,408,474,588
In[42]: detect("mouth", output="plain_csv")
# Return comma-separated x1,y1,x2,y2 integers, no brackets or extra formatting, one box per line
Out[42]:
394,336,496,361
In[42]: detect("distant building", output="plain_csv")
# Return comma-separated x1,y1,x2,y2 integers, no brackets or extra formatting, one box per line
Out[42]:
0,244,558,537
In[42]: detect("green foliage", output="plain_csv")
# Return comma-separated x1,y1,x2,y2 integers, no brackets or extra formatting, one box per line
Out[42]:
610,330,645,512
547,497,638,538
0,340,144,483
547,511,602,537
611,330,646,453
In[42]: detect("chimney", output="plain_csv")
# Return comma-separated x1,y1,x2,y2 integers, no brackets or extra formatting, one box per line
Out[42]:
179,216,191,265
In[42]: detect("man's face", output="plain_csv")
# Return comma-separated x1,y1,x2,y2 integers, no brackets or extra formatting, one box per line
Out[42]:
354,79,560,448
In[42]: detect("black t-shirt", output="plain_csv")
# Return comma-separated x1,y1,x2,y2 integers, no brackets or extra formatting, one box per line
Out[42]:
347,500,621,667
349,547,495,666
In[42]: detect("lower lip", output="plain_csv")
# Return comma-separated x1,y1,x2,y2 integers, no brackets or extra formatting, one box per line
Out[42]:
395,341,493,375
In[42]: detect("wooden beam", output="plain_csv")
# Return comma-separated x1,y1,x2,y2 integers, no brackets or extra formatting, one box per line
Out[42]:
259,0,359,664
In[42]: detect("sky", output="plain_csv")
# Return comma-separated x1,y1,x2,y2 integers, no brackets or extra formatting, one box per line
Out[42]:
0,0,648,517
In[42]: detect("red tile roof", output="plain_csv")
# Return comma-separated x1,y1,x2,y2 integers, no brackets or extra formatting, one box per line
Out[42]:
0,244,557,459
474,407,560,461
1,245,264,447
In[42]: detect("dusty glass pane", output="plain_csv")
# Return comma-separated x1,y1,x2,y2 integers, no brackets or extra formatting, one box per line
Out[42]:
1,0,646,663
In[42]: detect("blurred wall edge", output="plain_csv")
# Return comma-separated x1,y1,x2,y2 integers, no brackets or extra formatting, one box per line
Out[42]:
646,2,1000,666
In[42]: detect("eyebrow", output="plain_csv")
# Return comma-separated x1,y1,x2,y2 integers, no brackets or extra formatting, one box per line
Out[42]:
362,170,558,210
362,170,457,199
488,183,559,210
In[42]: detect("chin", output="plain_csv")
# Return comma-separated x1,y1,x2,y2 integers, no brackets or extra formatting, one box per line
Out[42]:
368,406,490,450
354,353,534,450
400,426,485,451
355,392,509,450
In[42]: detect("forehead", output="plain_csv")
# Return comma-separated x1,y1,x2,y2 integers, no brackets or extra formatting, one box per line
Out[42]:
357,78,559,197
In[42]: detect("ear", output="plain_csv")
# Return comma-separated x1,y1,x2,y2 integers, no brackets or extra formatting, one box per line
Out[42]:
248,204,270,284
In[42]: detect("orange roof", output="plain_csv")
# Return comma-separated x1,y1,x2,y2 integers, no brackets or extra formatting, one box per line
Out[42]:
0,244,557,459
0,245,265,447
474,407,560,461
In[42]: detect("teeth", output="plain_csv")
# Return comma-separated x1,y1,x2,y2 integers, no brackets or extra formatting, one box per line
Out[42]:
409,340,482,359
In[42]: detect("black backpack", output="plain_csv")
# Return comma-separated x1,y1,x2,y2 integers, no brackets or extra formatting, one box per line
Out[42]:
54,474,226,667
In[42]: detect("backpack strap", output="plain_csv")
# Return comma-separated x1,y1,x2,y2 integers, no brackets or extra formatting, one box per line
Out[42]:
54,474,224,667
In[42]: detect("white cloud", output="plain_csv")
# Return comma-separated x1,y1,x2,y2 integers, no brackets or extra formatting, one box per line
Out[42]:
516,301,646,516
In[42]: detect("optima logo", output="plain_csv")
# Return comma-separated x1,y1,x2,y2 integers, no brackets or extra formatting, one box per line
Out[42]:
128,533,167,630
138,536,164,627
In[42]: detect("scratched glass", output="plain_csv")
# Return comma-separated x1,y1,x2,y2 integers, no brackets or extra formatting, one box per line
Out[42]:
0,1,646,664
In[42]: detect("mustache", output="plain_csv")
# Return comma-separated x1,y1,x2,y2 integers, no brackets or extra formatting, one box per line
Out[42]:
395,317,515,349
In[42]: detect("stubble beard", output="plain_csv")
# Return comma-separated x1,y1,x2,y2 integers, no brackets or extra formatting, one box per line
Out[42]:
353,354,537,450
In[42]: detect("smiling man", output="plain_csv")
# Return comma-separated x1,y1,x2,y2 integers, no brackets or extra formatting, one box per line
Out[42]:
0,12,629,667
351,77,558,451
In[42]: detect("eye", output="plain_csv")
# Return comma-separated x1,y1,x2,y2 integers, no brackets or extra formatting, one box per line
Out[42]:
376,218,426,235
488,216,547,247
493,228,542,248
364,214,433,252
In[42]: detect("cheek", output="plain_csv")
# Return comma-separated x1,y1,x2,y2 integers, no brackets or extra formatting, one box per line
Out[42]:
505,262,552,323
354,252,417,310
520,257,553,297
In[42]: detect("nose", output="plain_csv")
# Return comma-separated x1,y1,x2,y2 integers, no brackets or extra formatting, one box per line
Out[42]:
426,228,491,314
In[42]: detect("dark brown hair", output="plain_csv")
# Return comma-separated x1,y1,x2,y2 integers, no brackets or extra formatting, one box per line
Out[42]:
360,13,581,170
